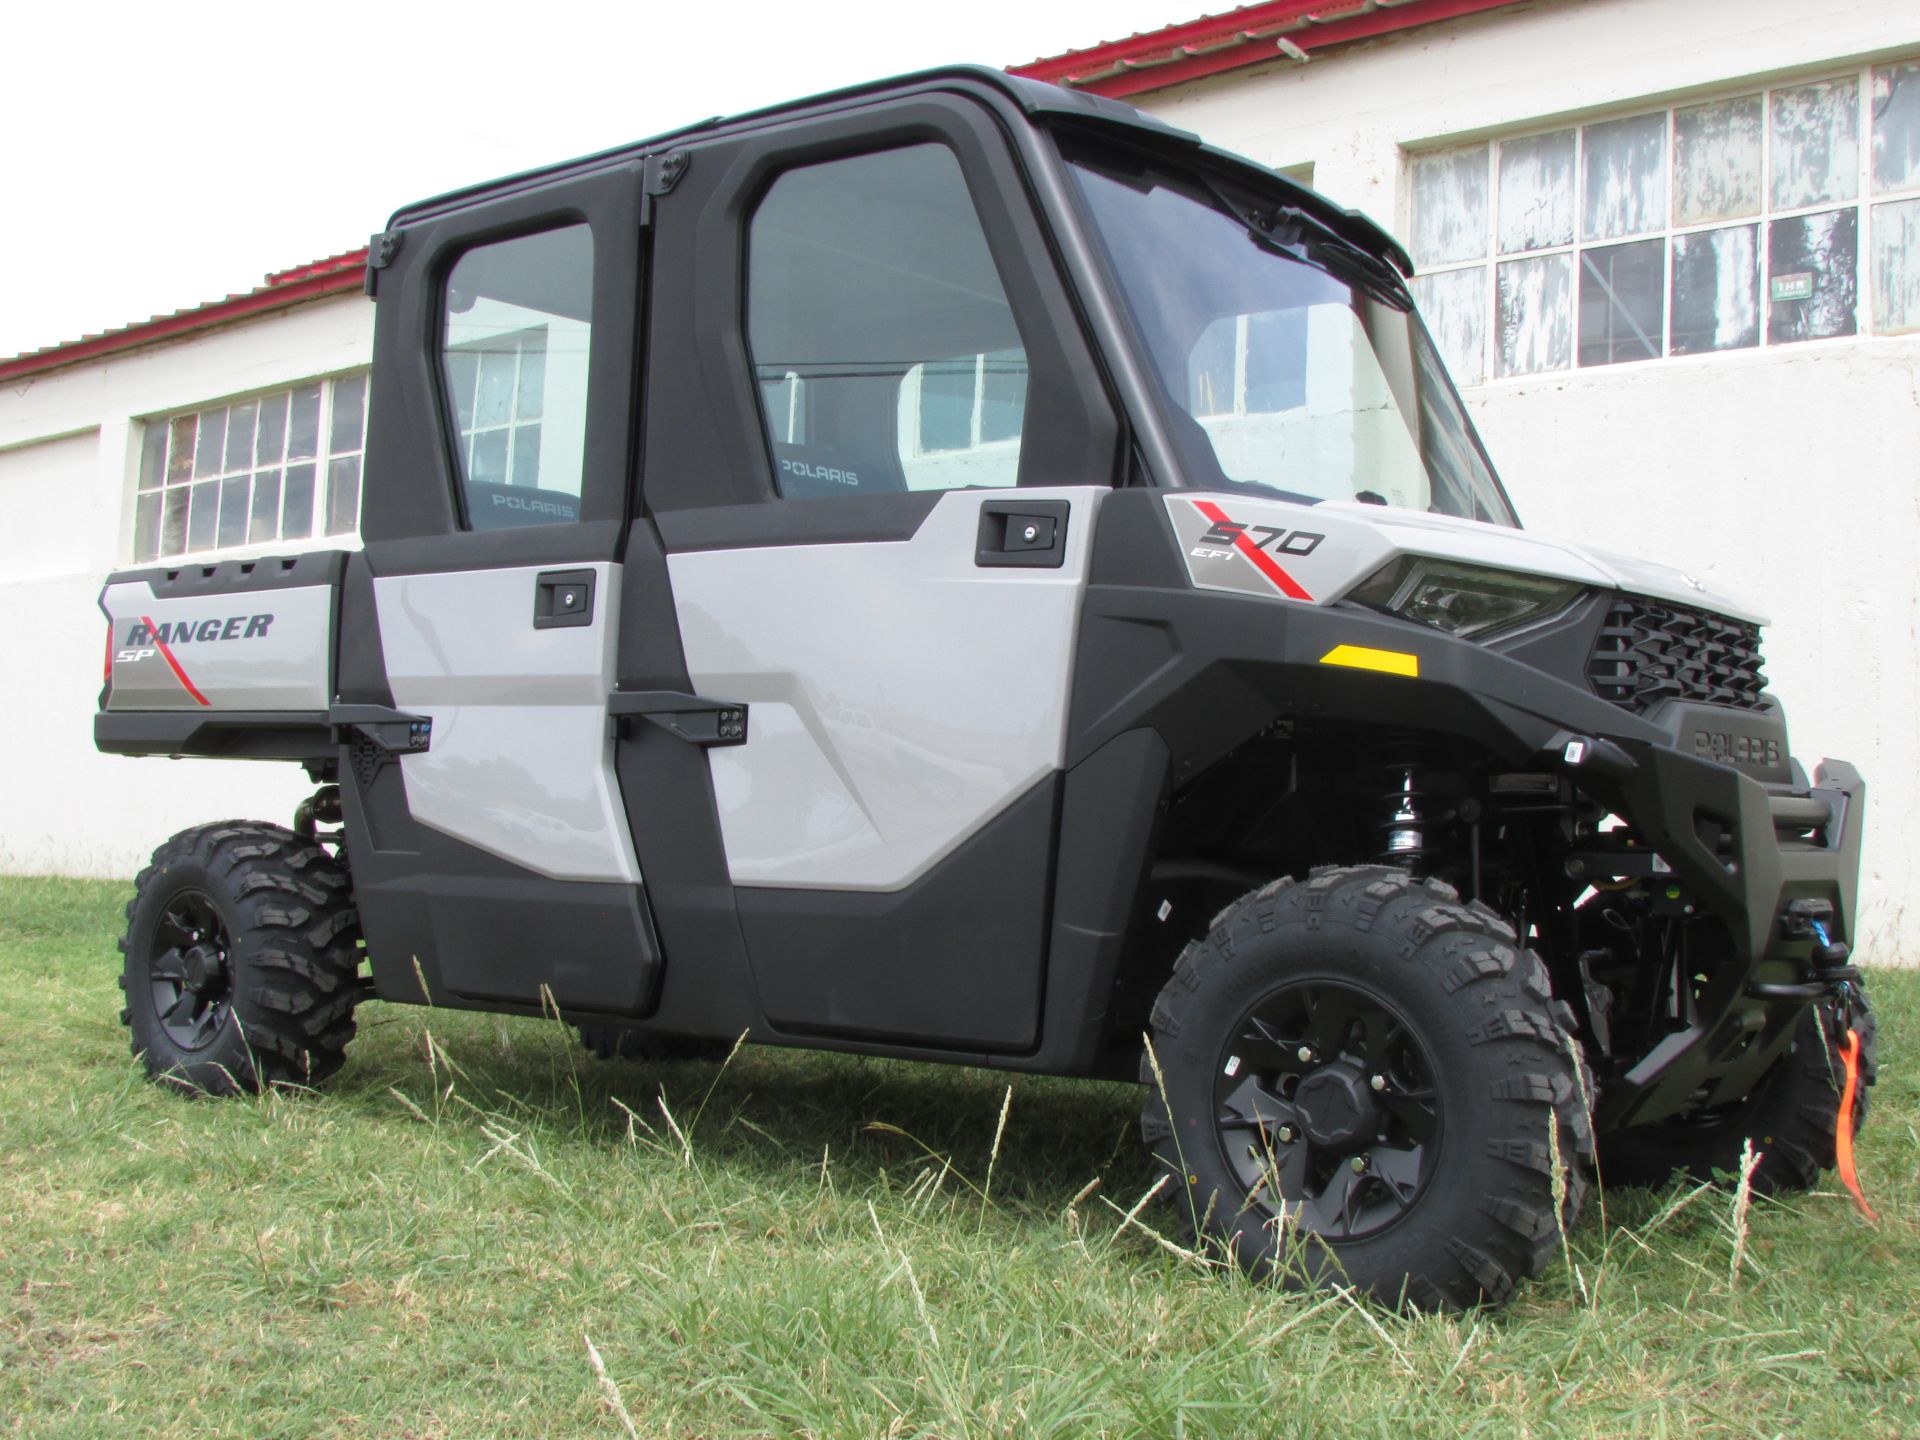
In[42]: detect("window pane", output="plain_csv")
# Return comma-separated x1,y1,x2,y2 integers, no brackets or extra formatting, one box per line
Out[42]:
1768,208,1858,343
330,373,367,455
187,480,219,550
255,391,287,465
1496,253,1572,376
1872,197,1920,333
167,416,196,483
250,469,282,544
326,455,361,535
224,401,257,473
132,492,162,562
287,385,321,460
919,362,976,449
980,350,1027,441
217,474,250,548
1583,112,1667,240
442,226,592,525
161,487,190,555
1771,78,1860,210
1412,146,1489,266
748,144,1026,495
1671,224,1760,354
138,423,167,492
282,463,316,540
1873,63,1920,195
1579,239,1664,366
1497,130,1574,253
1674,95,1763,224
1243,311,1307,412
1411,267,1487,387
193,409,228,478
510,426,543,487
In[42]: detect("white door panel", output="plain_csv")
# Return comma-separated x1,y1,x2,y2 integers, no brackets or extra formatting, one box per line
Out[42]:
374,562,640,883
669,488,1103,890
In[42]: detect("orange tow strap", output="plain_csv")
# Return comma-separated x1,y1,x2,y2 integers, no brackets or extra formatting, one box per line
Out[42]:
1835,1027,1878,1223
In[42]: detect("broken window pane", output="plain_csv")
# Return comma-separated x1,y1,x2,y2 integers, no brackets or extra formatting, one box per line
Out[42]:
1674,96,1763,224
1671,224,1759,354
1873,62,1920,195
1579,239,1664,366
1412,146,1489,266
1412,267,1487,386
1771,78,1860,210
1582,112,1667,240
1498,130,1575,253
1496,253,1572,376
1768,207,1858,343
167,416,196,484
1871,197,1920,333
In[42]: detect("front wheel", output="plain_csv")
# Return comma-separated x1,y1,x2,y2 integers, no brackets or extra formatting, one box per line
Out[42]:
120,822,364,1095
1142,866,1593,1311
1599,988,1877,1193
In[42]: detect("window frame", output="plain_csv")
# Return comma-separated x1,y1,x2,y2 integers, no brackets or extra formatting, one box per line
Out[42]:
1409,58,1920,386
129,371,370,565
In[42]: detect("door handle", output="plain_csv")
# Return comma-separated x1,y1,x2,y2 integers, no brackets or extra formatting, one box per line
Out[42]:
975,499,1068,568
533,569,596,628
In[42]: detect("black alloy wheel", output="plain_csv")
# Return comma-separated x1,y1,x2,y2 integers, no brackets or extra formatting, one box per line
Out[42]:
1215,979,1440,1242
146,890,236,1052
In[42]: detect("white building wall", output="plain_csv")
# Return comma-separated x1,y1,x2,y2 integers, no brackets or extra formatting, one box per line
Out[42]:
1132,0,1920,964
0,296,373,878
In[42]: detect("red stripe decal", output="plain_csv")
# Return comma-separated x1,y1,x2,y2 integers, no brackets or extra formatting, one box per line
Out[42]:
1191,500,1314,601
142,614,212,707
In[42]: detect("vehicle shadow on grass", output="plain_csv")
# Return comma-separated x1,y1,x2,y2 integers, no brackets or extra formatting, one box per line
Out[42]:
334,1001,1159,1212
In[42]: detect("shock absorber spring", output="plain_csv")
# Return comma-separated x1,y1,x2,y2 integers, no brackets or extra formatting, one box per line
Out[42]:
1371,742,1453,874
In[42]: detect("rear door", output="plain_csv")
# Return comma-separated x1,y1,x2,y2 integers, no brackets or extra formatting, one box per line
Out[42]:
342,168,660,1016
626,93,1123,1051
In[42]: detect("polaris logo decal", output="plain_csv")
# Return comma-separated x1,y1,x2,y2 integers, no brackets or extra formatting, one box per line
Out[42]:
1187,500,1320,601
780,458,860,488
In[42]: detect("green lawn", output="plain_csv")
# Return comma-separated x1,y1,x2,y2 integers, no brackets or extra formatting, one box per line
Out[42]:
3,873,1916,1438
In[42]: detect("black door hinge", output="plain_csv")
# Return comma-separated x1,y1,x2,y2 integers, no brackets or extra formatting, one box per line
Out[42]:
607,690,747,746
330,704,431,785
363,229,404,296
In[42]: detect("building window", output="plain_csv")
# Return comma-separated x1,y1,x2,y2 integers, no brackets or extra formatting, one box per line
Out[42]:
131,373,368,563
1410,60,1920,384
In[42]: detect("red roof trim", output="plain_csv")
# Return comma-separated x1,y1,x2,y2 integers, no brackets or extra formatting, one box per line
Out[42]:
1011,0,1530,98
0,248,369,384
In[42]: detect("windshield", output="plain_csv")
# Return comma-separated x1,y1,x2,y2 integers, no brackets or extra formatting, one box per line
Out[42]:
1065,144,1519,527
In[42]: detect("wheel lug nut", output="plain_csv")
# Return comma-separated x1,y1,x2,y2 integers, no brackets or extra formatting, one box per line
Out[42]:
1351,1155,1369,1174
1370,1074,1386,1092
1296,1046,1314,1063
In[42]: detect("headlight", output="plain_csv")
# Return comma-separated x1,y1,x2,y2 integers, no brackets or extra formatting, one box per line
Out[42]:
1348,556,1581,640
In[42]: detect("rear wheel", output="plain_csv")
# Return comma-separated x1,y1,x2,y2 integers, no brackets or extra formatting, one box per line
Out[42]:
1599,988,1877,1193
120,822,363,1095
1142,866,1593,1310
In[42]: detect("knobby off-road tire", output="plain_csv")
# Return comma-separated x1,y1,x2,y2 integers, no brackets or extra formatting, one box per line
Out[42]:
120,822,363,1095
1142,865,1594,1311
1599,986,1878,1193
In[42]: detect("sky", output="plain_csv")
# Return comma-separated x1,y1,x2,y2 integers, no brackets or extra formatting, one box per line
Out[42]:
1,0,1189,360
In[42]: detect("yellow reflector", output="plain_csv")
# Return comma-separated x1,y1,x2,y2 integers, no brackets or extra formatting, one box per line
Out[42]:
1319,644,1419,678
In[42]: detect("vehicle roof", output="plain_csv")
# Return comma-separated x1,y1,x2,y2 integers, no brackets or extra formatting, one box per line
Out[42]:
386,64,1411,275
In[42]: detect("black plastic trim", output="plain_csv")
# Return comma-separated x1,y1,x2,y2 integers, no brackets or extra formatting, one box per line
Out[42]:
106,550,349,599
95,710,332,761
654,493,942,552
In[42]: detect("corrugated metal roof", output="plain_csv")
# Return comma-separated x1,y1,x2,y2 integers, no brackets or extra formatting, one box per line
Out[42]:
0,248,368,384
1010,0,1535,98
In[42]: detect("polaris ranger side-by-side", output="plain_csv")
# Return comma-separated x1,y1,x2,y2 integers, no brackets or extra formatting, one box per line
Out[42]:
97,68,1874,1309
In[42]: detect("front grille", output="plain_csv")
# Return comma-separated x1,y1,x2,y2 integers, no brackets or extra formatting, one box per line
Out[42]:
1586,596,1768,714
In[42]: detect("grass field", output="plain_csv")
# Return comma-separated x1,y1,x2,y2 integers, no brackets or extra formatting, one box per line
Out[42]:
3,873,1917,1438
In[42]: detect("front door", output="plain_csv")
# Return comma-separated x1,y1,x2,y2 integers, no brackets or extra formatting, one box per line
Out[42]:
624,96,1123,1051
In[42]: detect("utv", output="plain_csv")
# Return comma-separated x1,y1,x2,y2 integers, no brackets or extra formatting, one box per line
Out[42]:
96,67,1873,1310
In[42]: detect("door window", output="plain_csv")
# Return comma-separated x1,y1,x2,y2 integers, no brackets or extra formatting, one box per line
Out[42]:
745,145,1029,497
439,225,593,529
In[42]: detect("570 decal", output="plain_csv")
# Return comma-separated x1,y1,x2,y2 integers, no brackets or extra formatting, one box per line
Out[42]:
1187,499,1324,601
